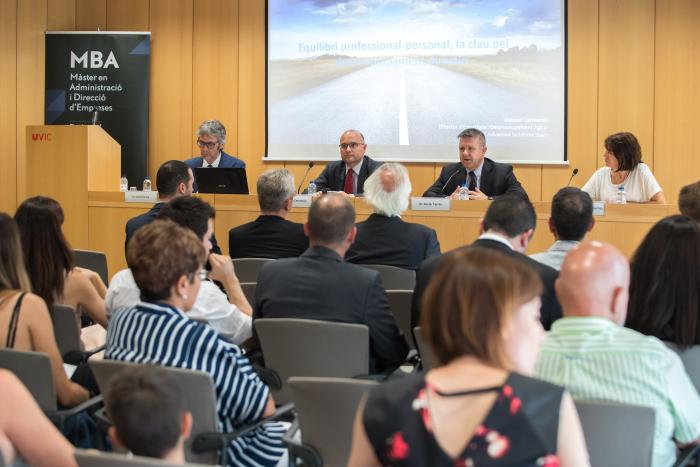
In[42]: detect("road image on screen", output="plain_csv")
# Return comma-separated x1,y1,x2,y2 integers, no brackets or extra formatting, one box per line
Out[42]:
266,0,566,164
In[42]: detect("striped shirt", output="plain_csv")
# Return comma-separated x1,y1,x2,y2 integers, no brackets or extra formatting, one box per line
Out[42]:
105,301,285,467
536,317,700,467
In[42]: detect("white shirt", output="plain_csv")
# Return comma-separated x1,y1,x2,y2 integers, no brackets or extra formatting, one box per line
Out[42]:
105,268,252,344
203,152,222,168
529,240,580,271
477,233,513,249
582,163,662,203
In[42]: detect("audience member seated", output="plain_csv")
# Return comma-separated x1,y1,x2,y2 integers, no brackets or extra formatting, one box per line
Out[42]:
106,196,252,344
14,196,107,329
228,168,308,259
0,370,77,467
535,240,700,467
0,213,89,407
582,132,666,203
679,180,700,223
625,215,700,348
345,163,440,270
347,248,589,467
314,129,382,195
253,193,408,374
105,220,286,467
105,365,192,463
530,187,594,270
412,195,561,330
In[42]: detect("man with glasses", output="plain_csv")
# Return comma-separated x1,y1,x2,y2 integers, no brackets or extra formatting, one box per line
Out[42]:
185,119,245,192
314,129,382,195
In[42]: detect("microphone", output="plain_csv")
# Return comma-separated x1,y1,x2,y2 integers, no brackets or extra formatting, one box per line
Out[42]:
440,166,466,195
91,110,99,125
297,161,315,194
566,168,579,187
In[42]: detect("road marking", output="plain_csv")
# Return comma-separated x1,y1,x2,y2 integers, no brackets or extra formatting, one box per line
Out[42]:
399,66,409,145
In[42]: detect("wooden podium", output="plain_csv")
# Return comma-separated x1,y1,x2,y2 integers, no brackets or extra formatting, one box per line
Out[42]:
25,125,121,249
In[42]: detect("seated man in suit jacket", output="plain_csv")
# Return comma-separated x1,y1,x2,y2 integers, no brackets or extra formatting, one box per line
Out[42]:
314,129,382,195
185,119,245,192
423,128,528,200
229,168,308,259
346,162,440,270
253,193,408,374
412,194,562,331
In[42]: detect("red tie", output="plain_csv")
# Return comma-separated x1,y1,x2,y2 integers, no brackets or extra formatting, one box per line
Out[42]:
344,169,354,194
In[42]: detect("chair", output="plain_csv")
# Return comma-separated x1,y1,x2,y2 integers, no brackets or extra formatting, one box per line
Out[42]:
255,318,369,404
74,249,109,286
284,377,377,467
665,342,700,393
0,348,102,430
232,258,273,283
51,304,104,364
413,326,438,371
357,264,416,290
75,449,211,466
386,290,414,349
240,282,257,305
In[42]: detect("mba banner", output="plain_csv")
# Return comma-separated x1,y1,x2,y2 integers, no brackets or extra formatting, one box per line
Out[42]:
45,32,150,185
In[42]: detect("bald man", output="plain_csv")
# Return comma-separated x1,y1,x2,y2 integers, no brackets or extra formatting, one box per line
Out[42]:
536,241,700,467
345,163,440,270
313,129,382,195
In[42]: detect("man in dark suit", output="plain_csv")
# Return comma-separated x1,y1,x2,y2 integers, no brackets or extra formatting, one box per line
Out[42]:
314,129,382,195
346,162,440,270
412,195,561,330
229,168,308,259
184,119,245,192
253,193,408,374
423,128,528,200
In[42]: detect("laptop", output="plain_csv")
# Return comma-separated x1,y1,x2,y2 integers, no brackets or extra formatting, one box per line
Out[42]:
194,167,249,194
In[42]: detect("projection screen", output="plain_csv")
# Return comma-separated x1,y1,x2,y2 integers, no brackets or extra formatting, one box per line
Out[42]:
266,0,567,164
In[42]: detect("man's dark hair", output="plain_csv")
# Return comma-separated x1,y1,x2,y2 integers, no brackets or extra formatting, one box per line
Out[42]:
550,187,593,241
307,193,355,245
679,181,700,223
482,195,536,237
156,160,191,197
157,196,215,240
105,365,186,459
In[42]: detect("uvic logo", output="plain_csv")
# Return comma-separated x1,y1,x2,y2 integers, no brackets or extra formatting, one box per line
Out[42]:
32,133,52,141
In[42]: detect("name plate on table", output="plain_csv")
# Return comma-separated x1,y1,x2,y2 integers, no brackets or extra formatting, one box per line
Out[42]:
411,197,451,211
292,194,312,208
124,191,159,203
593,201,605,216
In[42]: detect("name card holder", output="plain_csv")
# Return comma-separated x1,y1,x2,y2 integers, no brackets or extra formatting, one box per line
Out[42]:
292,194,312,208
411,197,451,211
125,191,159,203
592,201,605,216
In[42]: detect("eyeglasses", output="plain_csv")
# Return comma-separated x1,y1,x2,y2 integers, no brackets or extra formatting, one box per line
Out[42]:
188,269,209,282
339,142,363,151
196,139,218,149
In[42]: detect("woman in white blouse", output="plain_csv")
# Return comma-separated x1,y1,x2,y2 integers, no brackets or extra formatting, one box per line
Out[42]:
582,132,666,204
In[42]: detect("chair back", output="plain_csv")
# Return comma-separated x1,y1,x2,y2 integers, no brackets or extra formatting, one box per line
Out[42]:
75,449,211,467
90,360,219,465
51,305,82,360
665,342,700,393
574,399,655,467
255,318,369,404
413,326,438,370
240,282,257,305
0,348,57,411
386,290,414,349
289,377,377,467
357,264,415,290
74,249,109,286
232,258,274,283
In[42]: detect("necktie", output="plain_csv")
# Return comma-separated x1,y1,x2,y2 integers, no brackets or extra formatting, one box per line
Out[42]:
206,164,213,168
468,171,477,191
344,169,354,194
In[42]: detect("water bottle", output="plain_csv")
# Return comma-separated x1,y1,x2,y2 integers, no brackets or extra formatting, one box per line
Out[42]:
458,183,469,200
120,174,128,192
143,176,152,191
308,180,317,196
615,185,626,204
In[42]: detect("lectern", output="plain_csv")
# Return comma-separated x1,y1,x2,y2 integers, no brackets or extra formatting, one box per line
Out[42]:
25,125,121,249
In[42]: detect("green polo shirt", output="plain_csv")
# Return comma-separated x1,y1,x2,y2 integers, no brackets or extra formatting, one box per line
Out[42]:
535,316,700,467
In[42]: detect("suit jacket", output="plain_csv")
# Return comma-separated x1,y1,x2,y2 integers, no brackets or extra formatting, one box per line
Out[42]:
345,214,441,271
314,155,382,195
253,246,408,373
228,215,309,259
411,239,562,330
185,151,246,193
423,158,528,200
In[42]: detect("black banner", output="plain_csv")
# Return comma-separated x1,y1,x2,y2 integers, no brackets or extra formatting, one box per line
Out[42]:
45,32,150,186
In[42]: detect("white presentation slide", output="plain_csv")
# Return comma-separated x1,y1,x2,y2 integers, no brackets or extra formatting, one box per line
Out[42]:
266,0,566,164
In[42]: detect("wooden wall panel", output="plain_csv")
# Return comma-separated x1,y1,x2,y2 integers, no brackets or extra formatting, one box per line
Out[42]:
47,0,76,30
514,166,542,202
654,0,700,203
0,0,17,213
149,0,193,179
597,0,655,170
106,0,149,31
76,0,105,30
